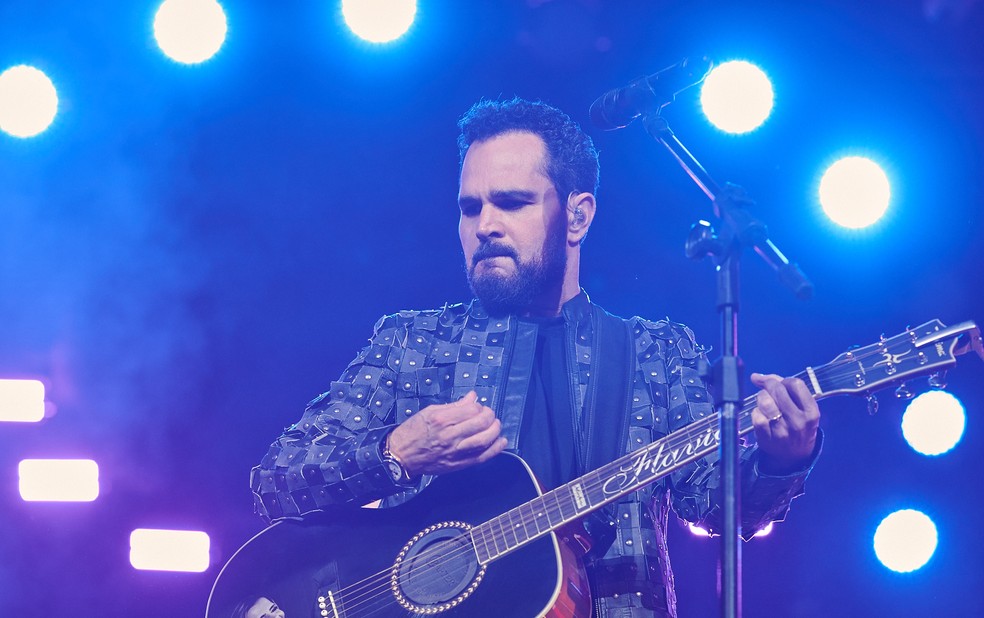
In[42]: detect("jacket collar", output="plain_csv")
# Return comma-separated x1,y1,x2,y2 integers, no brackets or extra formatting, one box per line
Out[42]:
469,289,593,323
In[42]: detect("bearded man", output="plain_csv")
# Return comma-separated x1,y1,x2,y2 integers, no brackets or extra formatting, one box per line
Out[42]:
250,97,821,617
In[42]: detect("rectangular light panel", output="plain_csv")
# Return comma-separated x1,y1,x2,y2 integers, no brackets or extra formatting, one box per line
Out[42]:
129,528,210,572
0,379,45,422
18,458,99,502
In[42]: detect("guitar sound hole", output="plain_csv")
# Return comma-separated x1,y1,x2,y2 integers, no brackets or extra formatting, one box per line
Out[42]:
397,527,480,607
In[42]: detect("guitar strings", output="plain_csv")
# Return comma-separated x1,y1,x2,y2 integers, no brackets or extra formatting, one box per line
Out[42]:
330,388,776,615
330,380,795,615
327,346,891,615
328,402,746,615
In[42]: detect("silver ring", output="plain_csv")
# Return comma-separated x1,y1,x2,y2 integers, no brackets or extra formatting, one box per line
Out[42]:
769,414,782,423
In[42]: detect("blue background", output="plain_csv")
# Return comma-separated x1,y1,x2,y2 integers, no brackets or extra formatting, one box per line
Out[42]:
1,1,982,615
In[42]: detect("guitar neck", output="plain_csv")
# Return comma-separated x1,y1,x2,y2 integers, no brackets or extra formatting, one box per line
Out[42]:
469,373,807,565
470,318,980,564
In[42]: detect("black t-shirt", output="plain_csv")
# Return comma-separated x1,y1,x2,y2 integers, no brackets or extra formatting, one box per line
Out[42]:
517,316,577,490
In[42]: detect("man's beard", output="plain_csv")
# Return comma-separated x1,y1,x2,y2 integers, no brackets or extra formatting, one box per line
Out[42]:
466,217,568,316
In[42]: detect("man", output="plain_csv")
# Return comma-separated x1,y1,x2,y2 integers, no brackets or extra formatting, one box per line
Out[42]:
250,98,821,617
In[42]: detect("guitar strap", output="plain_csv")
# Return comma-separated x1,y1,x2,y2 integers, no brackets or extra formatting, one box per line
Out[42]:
579,305,635,558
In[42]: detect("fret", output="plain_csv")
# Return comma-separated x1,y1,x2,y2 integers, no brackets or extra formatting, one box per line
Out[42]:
553,488,577,522
542,491,562,527
471,523,493,563
530,496,549,533
581,469,606,508
489,517,507,557
506,508,527,545
519,500,538,539
495,513,517,551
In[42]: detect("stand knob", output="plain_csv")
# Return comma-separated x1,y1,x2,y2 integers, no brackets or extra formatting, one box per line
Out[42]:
685,220,724,260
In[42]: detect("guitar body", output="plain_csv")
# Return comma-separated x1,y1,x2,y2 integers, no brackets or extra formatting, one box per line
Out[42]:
207,453,592,618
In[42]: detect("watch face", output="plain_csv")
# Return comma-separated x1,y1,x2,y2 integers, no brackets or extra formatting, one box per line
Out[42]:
385,458,404,482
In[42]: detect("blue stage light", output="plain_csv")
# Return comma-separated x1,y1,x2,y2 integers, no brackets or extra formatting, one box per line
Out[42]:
699,60,774,134
0,65,58,138
342,0,417,44
153,0,228,65
818,156,891,229
902,390,965,456
873,509,937,573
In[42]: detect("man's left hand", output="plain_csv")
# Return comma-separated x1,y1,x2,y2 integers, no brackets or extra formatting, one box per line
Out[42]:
749,372,821,475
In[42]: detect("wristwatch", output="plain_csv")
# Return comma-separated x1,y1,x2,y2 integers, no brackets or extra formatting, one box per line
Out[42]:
381,433,414,486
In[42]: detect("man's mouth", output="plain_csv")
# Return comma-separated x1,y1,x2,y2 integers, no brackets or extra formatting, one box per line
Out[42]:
472,245,517,268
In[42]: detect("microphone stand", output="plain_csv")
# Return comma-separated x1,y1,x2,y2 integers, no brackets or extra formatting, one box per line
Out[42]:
638,112,812,618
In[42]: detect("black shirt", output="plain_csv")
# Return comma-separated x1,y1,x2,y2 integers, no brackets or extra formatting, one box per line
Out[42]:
517,316,578,490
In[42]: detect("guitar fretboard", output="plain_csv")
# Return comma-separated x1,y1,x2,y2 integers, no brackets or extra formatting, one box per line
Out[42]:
469,369,818,564
468,318,972,564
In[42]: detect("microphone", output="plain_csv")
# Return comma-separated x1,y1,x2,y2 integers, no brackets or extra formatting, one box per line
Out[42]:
589,56,713,130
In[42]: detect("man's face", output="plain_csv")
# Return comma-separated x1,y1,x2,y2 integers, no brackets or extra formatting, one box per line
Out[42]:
246,597,285,618
457,131,568,315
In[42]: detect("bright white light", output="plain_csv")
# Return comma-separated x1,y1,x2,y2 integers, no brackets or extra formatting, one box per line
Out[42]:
130,528,210,572
342,0,417,43
0,379,45,422
18,459,99,502
688,523,710,537
873,509,937,573
0,65,58,138
819,156,891,229
752,521,774,538
153,0,228,64
902,390,965,456
687,521,774,538
699,60,774,134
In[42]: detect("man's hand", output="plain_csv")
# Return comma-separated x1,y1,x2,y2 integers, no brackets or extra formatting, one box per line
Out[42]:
386,391,508,477
750,373,821,475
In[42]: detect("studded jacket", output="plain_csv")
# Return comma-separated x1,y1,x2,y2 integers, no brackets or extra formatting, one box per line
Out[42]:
251,292,818,617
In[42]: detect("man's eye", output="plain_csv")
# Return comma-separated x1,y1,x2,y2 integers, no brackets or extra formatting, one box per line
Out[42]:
459,202,480,216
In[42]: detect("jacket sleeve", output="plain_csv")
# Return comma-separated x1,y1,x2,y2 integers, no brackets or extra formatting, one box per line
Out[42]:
249,313,423,522
655,322,822,540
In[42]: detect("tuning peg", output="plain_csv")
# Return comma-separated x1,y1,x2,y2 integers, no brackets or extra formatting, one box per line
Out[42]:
866,394,879,415
895,383,914,400
928,371,948,390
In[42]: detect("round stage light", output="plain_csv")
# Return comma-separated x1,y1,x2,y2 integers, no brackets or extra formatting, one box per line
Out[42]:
342,0,417,44
902,390,965,456
819,156,891,229
153,0,228,65
873,509,937,573
699,60,774,134
0,65,58,138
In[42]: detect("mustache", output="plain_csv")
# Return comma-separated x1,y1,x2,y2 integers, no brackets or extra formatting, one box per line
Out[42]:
471,242,518,266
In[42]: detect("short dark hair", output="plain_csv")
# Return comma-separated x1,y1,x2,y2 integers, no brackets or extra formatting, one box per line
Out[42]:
457,97,600,199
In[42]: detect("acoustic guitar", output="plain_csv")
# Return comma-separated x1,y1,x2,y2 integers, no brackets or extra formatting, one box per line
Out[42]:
207,319,981,618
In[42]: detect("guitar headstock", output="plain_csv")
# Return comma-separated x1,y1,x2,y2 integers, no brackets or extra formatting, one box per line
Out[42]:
812,319,983,399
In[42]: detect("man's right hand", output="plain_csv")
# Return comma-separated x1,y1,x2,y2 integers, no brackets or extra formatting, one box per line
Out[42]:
385,391,507,477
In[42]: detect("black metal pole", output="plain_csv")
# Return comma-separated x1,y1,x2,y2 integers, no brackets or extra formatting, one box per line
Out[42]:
642,112,744,618
716,254,743,618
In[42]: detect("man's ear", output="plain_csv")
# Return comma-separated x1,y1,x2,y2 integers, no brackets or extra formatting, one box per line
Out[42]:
566,192,596,244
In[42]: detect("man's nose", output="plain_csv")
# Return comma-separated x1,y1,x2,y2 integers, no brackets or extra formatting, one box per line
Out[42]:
476,204,503,240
